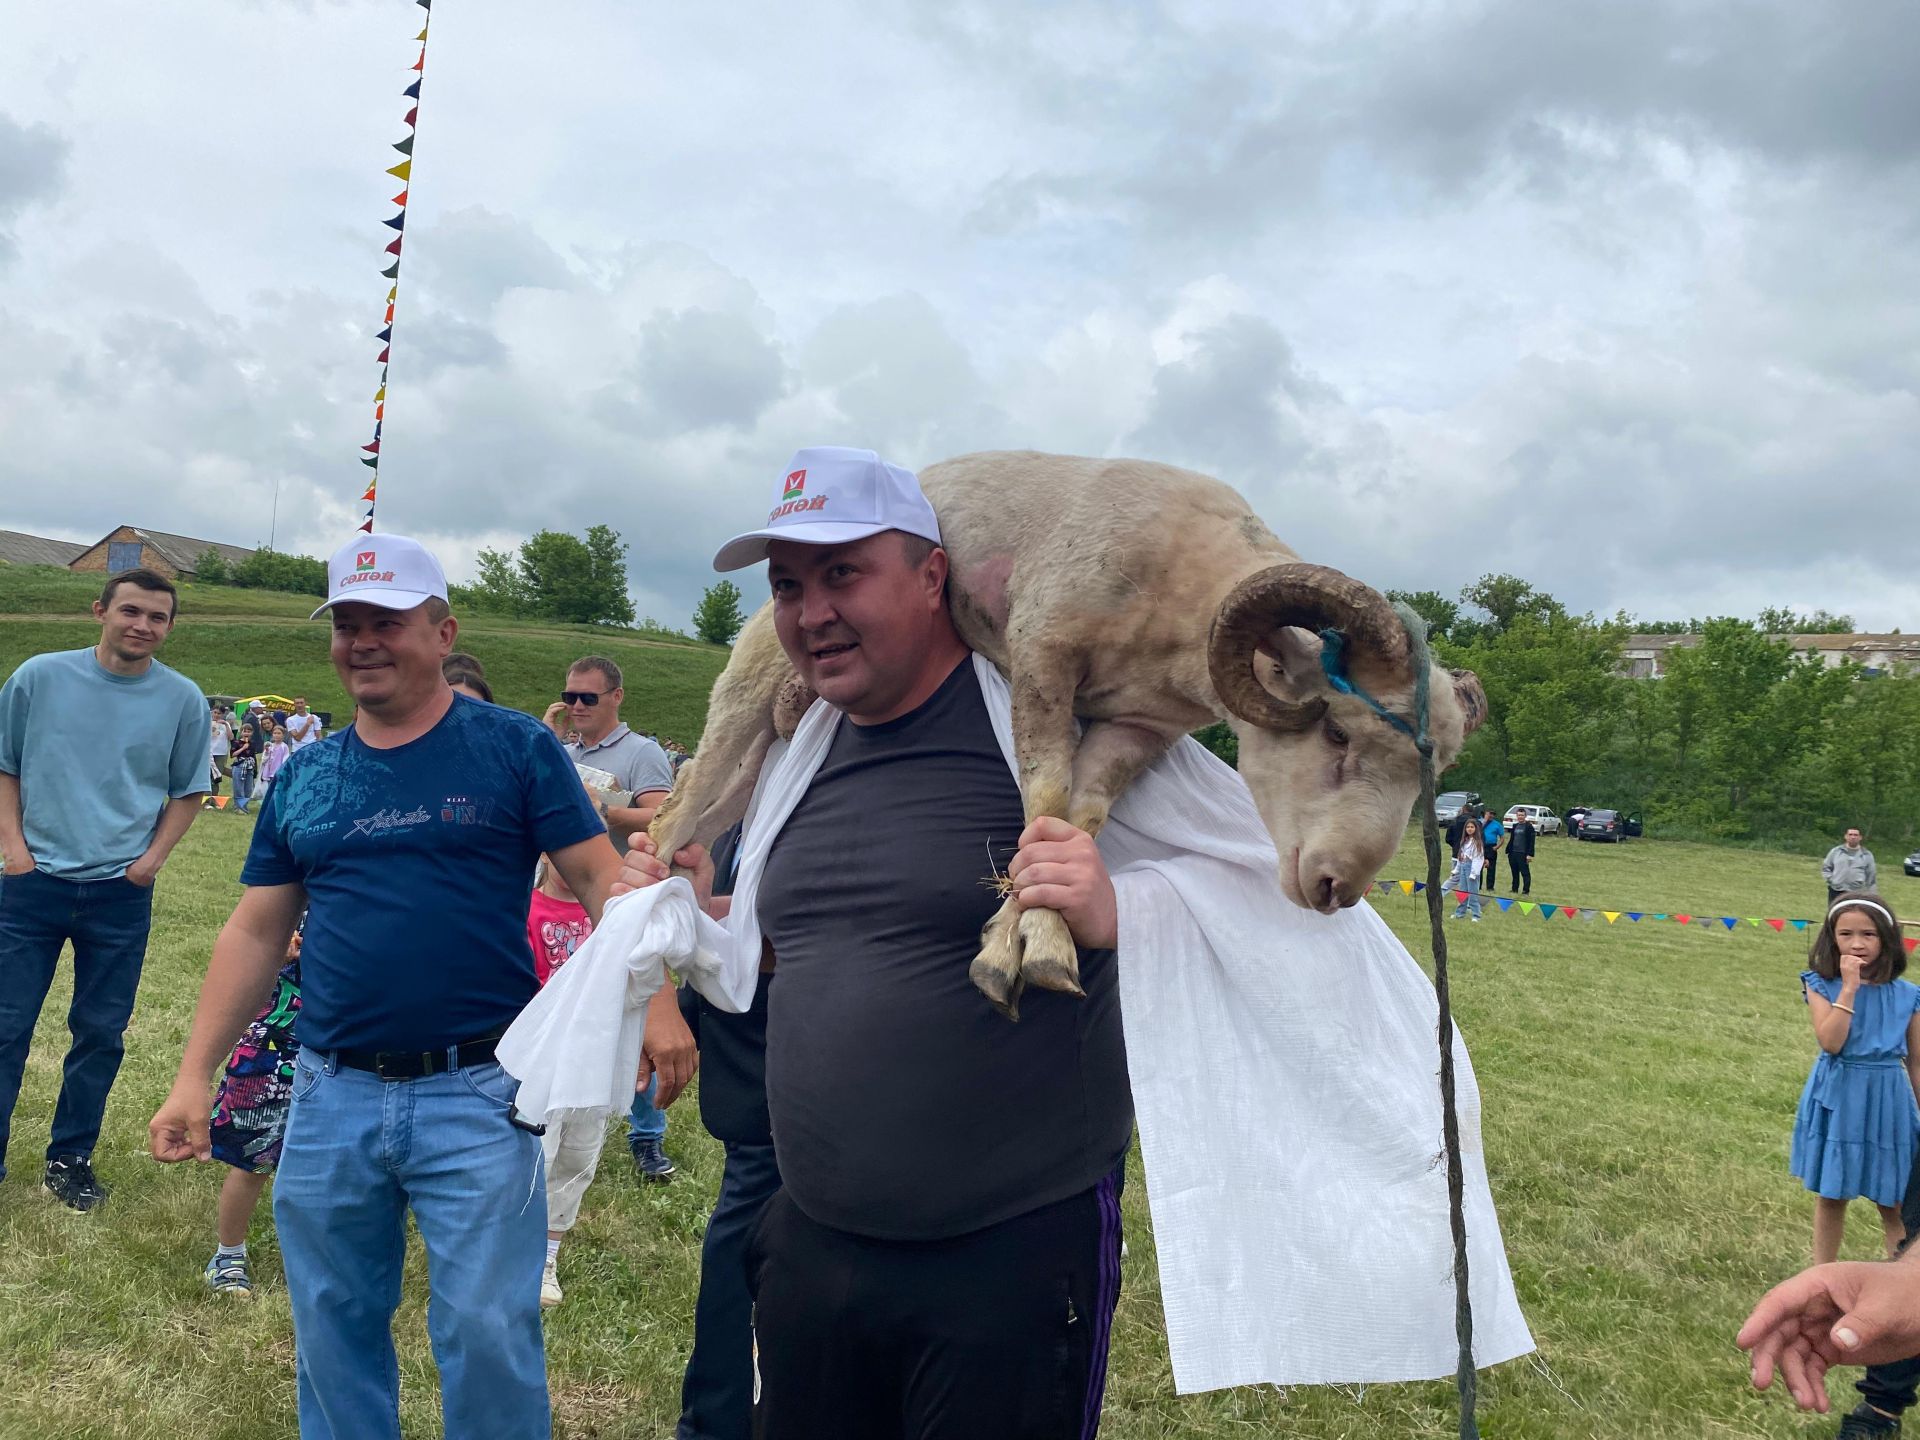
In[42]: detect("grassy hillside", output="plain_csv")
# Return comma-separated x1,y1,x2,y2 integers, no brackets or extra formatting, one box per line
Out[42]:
0,565,731,747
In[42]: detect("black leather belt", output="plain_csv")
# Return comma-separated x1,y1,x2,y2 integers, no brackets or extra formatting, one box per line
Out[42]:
334,1034,502,1081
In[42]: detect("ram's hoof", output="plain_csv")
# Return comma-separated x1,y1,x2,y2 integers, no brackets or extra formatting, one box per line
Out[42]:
1017,909,1085,997
969,954,1022,1021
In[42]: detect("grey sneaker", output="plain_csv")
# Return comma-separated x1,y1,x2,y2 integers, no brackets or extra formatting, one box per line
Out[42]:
44,1155,108,1212
630,1137,675,1183
204,1253,254,1297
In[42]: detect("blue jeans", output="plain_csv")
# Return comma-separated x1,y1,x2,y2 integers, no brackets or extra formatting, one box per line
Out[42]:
629,1073,667,1143
677,1141,782,1440
0,868,154,1171
1448,862,1483,918
273,1049,551,1440
231,760,255,811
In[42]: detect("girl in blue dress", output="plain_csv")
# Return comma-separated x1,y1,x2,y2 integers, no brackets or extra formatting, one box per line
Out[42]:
1790,893,1920,1264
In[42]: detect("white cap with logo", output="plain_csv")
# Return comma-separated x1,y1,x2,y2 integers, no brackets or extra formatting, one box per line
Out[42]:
711,446,941,572
310,534,450,619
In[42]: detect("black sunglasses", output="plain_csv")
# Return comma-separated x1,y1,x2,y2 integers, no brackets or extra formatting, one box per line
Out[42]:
561,690,606,706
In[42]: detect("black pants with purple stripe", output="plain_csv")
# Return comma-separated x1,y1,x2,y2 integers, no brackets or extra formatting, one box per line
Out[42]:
748,1166,1124,1440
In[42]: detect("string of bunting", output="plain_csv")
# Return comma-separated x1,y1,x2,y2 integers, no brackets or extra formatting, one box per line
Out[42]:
1371,879,1920,954
356,0,433,534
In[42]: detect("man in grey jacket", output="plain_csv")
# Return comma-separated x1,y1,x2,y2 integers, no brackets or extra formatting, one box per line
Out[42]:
1824,828,1877,905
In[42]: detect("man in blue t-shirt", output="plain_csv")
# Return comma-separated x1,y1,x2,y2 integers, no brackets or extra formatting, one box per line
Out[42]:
150,534,633,1440
0,566,210,1211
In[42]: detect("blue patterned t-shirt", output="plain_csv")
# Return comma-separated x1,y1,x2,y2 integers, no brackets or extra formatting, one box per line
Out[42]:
240,694,604,1052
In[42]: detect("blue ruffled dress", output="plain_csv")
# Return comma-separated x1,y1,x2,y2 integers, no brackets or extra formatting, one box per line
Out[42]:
1790,971,1920,1206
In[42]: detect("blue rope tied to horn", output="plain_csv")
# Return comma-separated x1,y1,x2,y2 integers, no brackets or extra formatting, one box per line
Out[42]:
1323,608,1478,1439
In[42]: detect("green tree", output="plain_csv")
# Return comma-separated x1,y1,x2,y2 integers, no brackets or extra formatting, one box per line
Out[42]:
230,548,327,596
193,547,230,585
1757,606,1855,635
1458,574,1563,637
692,580,747,645
465,526,635,625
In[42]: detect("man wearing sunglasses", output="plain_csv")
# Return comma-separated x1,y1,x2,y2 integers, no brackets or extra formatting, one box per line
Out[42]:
546,655,689,1182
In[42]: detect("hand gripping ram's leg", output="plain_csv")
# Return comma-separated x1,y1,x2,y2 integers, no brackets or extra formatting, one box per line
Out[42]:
970,652,1081,1018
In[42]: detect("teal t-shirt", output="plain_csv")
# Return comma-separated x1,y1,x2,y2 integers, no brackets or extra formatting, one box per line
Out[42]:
0,647,213,880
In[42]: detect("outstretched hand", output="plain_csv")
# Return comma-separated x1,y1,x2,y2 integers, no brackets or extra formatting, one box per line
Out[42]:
1738,1260,1920,1411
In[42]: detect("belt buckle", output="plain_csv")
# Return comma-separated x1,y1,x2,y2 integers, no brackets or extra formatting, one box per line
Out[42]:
373,1051,409,1082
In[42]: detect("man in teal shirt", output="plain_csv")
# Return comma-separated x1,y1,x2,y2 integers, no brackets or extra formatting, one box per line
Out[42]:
0,568,209,1209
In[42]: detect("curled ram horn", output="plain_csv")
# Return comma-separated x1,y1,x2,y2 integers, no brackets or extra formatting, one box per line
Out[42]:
1206,562,1412,730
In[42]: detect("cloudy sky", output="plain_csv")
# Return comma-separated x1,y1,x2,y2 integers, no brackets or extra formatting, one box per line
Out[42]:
2,0,1915,630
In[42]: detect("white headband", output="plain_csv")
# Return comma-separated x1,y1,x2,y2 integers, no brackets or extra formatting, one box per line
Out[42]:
1829,898,1896,927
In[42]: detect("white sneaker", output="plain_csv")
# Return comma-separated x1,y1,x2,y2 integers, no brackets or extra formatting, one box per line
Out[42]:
540,1257,563,1309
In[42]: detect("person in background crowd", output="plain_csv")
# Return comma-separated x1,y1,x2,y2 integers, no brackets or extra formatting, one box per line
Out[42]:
673,820,778,1440
1827,828,1879,909
1446,803,1471,856
442,652,493,703
285,698,320,751
1507,812,1537,895
1789,894,1919,1268
1449,818,1485,921
544,654,689,1184
0,567,210,1211
258,725,291,798
203,920,304,1296
1480,808,1504,891
230,723,259,816
150,533,630,1440
210,705,232,789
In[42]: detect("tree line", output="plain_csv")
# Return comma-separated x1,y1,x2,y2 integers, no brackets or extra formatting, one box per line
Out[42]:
1394,578,1916,850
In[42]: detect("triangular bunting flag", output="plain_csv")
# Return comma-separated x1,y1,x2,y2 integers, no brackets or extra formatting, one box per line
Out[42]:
1626,912,1643,921
417,0,430,11
1747,918,1761,928
384,304,395,322
392,190,409,207
385,238,403,257
1516,901,1534,914
1721,916,1738,930
1906,938,1918,955
1791,920,1809,931
376,327,392,343
1767,918,1786,932
1453,890,1468,904
1561,906,1579,919
1675,914,1692,925
387,160,412,181
360,456,378,469
377,347,390,364
358,519,374,534
415,30,427,44
1495,897,1513,911
1538,905,1555,920
383,213,406,232
362,440,380,455
1579,908,1598,921
404,109,418,127
375,404,385,420
1398,880,1415,895
1412,881,1426,894
374,385,386,401
381,260,400,279
393,134,416,157
411,51,425,71
405,79,422,97
362,487,377,503
1603,911,1621,923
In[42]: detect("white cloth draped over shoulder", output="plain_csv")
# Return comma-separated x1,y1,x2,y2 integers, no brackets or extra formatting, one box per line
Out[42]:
498,653,1533,1391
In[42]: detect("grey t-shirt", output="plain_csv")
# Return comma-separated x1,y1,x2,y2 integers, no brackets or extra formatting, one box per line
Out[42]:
757,657,1132,1241
565,724,675,796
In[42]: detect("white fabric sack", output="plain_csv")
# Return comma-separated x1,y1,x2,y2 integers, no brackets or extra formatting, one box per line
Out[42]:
500,654,1533,1390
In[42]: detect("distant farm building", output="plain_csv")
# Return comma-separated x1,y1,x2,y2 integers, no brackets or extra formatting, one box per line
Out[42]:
0,526,254,580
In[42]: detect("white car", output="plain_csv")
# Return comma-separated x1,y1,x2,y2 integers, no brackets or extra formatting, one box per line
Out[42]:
1503,804,1562,835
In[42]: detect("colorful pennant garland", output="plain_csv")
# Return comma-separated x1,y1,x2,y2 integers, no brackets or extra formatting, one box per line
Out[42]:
1368,880,1920,952
357,0,434,534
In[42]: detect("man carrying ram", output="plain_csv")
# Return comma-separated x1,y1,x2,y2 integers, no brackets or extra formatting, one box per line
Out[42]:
610,445,1534,1438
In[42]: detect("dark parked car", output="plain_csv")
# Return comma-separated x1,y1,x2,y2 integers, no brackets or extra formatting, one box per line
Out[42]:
1577,809,1633,842
1905,850,1920,878
1434,790,1483,824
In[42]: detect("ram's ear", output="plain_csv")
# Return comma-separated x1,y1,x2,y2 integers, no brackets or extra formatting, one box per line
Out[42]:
1450,669,1487,734
1256,627,1323,698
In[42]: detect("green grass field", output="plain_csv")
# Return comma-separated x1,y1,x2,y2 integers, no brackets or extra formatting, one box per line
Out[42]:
4,817,1917,1439
0,566,730,747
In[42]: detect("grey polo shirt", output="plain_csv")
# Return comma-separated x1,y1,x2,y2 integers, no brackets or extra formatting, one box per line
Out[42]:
565,723,675,798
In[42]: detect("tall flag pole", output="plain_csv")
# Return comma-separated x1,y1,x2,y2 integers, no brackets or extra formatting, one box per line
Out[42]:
359,0,433,534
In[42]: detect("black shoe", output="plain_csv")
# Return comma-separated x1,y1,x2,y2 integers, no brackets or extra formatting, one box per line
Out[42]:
630,1137,675,1183
44,1155,108,1212
1838,1404,1902,1438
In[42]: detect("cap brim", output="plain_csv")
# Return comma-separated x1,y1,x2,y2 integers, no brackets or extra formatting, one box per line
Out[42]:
309,589,441,620
711,520,897,572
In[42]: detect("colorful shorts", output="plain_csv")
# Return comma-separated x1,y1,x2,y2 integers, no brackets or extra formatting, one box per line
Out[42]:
209,961,301,1173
